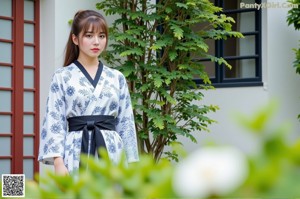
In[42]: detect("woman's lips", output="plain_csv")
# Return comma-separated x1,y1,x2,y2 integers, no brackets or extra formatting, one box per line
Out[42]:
91,48,100,53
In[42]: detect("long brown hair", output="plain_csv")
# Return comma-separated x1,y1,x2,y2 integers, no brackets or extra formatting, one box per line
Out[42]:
63,10,109,66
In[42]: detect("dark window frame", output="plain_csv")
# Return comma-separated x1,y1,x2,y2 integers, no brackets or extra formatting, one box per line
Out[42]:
194,0,262,88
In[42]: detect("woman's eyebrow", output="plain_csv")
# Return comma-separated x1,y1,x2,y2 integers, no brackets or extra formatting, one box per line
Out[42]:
85,31,105,34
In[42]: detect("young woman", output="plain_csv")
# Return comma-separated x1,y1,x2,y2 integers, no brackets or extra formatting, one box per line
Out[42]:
38,10,139,175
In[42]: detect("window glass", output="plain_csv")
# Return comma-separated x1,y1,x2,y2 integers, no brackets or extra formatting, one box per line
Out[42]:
223,35,256,57
0,115,11,133
24,68,34,88
227,12,255,33
24,0,34,21
202,61,216,78
0,137,11,156
0,91,11,112
24,115,34,134
0,19,12,40
224,59,256,78
24,91,34,112
24,137,34,156
24,46,34,66
0,66,12,88
0,0,12,17
0,42,12,64
0,160,11,176
24,23,34,43
24,159,34,179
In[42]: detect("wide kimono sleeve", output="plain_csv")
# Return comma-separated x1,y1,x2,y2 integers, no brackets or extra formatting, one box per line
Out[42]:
38,70,67,165
116,73,139,163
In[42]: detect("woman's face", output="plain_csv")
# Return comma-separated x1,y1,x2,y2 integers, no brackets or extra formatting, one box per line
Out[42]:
73,25,107,60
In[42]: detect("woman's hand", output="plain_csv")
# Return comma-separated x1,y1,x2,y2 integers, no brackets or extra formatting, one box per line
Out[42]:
54,157,69,175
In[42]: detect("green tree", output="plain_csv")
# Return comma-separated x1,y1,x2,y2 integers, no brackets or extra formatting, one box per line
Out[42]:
97,0,243,161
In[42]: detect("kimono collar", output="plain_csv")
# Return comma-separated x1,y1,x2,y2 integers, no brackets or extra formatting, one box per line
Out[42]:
74,60,103,88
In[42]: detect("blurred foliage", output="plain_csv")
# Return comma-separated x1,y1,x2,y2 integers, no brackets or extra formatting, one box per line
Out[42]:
1,102,300,198
230,101,300,197
30,150,175,199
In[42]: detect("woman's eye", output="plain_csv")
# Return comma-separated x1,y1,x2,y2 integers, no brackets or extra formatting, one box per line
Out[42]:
85,34,92,38
99,34,106,39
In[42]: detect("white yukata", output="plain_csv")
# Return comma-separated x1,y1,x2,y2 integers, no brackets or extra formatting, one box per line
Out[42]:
38,61,139,173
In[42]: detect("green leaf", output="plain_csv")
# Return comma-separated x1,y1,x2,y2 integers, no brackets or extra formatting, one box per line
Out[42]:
120,48,143,57
154,77,163,88
68,19,73,25
150,40,167,50
153,117,164,130
169,23,184,40
168,51,178,61
178,64,189,69
176,2,188,9
165,7,172,14
234,100,278,133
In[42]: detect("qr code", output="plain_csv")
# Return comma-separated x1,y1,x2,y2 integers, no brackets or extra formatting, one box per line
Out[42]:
1,174,25,198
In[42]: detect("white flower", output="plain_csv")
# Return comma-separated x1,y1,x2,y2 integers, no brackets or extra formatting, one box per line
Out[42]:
172,146,248,198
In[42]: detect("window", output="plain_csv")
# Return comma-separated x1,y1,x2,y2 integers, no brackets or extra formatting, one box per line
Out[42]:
194,0,262,87
0,0,40,179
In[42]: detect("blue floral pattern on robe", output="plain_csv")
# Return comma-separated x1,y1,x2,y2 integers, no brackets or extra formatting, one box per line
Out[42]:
38,62,139,172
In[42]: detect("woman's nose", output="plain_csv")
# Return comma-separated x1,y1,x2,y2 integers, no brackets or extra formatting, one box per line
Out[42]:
94,36,100,44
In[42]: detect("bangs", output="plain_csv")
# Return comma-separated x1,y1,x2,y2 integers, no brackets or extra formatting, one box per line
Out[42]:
81,16,108,35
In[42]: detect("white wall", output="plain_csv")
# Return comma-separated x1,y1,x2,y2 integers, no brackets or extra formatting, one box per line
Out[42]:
265,0,300,140
180,87,269,155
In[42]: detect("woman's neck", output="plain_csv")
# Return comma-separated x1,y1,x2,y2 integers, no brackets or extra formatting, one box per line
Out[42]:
77,56,99,68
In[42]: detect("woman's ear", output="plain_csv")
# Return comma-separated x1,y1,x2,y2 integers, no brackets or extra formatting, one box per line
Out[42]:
72,34,79,45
